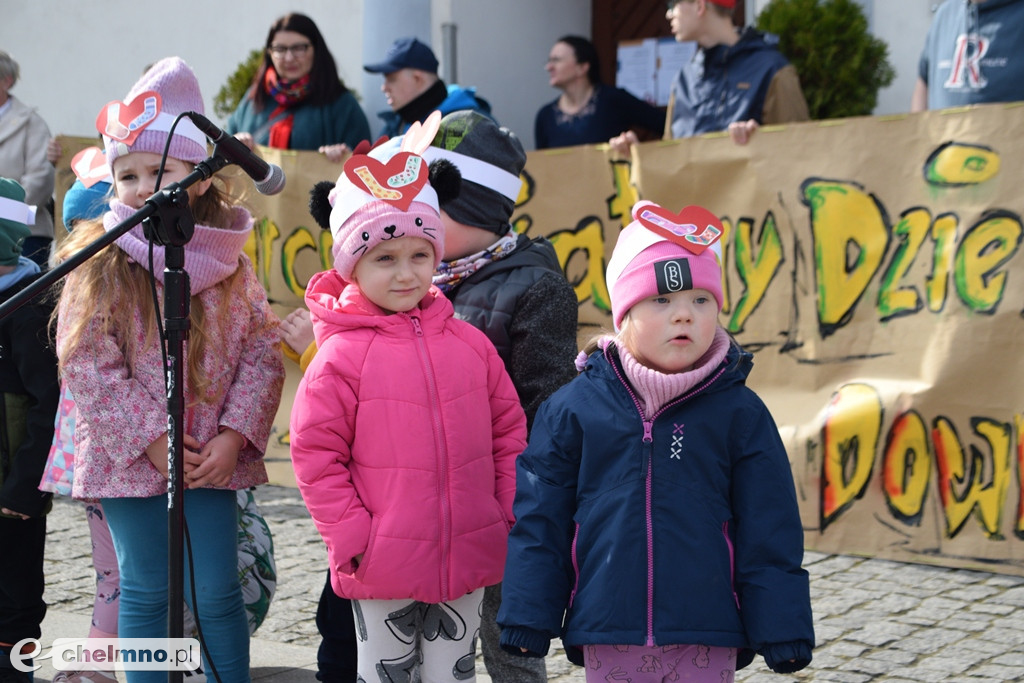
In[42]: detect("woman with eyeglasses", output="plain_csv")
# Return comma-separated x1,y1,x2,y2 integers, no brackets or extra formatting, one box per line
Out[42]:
534,35,665,150
227,13,370,162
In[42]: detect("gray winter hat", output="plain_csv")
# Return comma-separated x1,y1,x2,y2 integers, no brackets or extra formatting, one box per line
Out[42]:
423,111,525,235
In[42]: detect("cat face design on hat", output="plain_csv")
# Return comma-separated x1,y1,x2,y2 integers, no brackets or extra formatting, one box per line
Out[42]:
343,201,440,261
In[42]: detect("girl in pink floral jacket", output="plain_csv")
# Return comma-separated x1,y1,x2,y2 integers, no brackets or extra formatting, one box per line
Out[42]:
53,57,284,683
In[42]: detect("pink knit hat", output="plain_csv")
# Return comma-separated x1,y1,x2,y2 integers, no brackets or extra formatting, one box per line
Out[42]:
605,200,725,330
311,114,461,281
96,57,208,169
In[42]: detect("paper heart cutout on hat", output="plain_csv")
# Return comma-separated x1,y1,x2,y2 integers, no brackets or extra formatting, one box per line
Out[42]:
637,204,723,255
343,151,428,212
95,90,162,145
70,147,112,188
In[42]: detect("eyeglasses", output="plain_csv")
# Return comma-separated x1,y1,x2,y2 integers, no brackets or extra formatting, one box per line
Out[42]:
666,0,682,9
268,43,312,58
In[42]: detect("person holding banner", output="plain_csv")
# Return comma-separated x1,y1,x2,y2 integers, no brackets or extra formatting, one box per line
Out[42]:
497,200,813,680
535,35,665,149
228,13,371,163
54,57,284,683
610,0,808,152
911,0,1024,112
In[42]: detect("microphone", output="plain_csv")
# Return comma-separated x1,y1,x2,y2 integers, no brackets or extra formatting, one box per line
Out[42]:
184,112,286,195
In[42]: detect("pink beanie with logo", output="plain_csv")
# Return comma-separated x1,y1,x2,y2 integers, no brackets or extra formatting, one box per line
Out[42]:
98,56,208,168
605,200,724,330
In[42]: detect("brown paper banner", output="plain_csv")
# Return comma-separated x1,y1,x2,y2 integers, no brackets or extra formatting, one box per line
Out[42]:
56,104,1024,575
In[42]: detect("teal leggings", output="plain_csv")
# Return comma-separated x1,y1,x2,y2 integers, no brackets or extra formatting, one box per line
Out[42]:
103,489,249,683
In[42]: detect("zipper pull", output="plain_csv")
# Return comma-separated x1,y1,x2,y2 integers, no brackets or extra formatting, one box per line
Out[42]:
642,420,653,443
410,316,423,336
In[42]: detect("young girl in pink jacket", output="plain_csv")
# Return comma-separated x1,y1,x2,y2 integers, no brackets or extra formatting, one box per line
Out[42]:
54,57,284,683
290,117,527,683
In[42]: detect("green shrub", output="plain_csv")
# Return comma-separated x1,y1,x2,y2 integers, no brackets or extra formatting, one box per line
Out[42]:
213,49,264,119
756,0,896,119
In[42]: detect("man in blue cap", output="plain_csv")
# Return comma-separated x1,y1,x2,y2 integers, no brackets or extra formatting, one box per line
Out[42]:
364,37,493,138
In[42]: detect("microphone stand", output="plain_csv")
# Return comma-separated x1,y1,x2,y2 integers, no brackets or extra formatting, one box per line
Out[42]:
0,153,234,683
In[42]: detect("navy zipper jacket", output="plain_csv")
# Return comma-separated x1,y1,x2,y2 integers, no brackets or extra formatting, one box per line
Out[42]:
497,342,813,673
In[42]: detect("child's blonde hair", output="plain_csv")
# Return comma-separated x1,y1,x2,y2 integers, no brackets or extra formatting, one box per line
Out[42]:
580,316,641,361
52,181,242,405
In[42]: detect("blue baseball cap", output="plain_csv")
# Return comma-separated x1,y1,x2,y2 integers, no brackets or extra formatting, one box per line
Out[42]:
364,37,438,74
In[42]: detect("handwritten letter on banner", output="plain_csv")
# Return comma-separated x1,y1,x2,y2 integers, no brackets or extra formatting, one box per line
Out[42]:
61,103,1022,575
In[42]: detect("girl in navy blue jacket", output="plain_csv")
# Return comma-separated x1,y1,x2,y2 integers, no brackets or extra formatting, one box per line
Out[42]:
497,201,813,680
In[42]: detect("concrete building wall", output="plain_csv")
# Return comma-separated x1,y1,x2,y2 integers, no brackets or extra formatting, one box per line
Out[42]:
2,1,365,139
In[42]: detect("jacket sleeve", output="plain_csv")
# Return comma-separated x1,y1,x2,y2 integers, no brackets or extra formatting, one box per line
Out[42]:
534,106,549,151
218,264,285,454
330,93,372,150
289,354,370,575
18,110,55,228
507,272,579,429
0,302,59,517
225,94,252,136
484,343,527,522
57,286,168,466
761,65,810,124
497,393,579,657
731,396,814,672
615,87,667,137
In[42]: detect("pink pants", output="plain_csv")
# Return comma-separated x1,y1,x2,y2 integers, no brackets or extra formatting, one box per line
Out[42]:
584,643,737,683
85,502,119,638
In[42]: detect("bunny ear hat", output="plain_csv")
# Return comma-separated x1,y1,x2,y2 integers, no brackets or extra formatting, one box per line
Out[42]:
307,112,461,280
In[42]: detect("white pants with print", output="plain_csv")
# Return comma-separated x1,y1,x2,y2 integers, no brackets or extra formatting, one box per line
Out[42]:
352,589,482,683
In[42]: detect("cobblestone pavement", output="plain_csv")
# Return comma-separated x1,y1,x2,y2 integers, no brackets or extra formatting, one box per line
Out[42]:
43,487,1024,682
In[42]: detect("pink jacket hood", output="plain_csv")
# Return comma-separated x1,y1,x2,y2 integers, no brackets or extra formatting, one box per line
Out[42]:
291,269,527,602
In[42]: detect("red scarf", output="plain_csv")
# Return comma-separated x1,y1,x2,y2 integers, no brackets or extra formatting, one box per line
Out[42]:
263,67,311,149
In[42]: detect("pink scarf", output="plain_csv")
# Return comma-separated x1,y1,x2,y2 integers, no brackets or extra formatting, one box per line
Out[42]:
104,199,253,293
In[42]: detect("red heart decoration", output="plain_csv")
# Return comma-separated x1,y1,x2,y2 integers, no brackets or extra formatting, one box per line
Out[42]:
94,90,162,146
343,152,428,212
70,147,112,188
636,204,723,255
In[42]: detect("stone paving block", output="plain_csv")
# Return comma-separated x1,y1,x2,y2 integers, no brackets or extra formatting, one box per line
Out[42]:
797,669,871,682
967,664,1024,680
968,601,1017,616
885,665,953,683
992,652,1024,667
982,574,1024,588
890,632,962,655
826,641,870,658
935,646,998,672
994,584,1024,607
980,622,1024,647
847,620,918,647
840,654,902,676
945,584,1004,602
862,647,918,666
